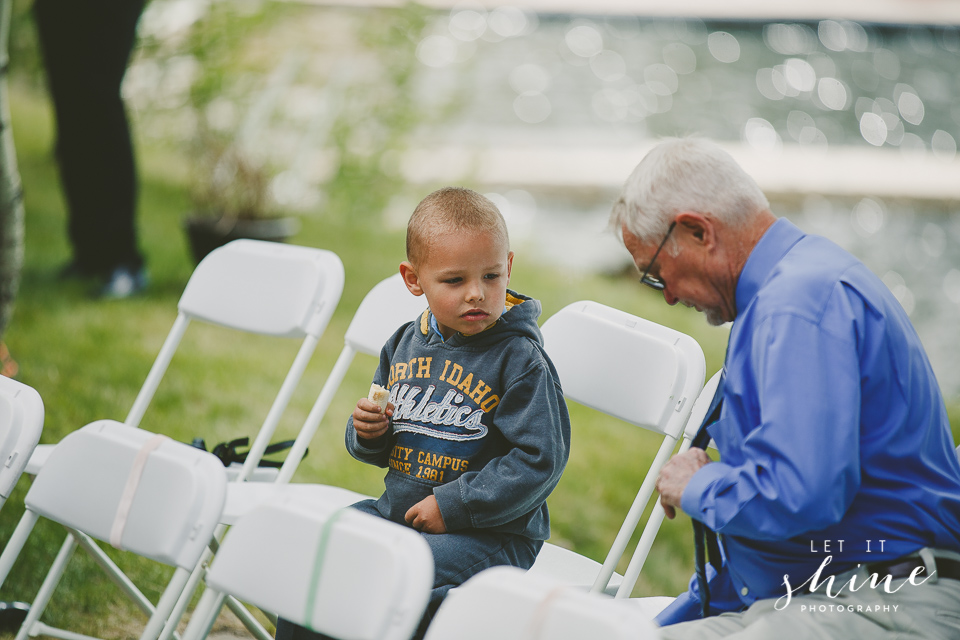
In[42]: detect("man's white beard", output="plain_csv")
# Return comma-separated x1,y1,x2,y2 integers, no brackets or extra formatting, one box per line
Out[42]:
705,307,727,326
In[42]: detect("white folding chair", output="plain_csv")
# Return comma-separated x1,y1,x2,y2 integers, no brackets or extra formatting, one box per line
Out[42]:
424,567,660,640
26,239,345,482
233,271,427,491
7,239,344,640
0,420,227,640
0,376,43,517
528,300,707,598
180,495,433,640
156,272,425,640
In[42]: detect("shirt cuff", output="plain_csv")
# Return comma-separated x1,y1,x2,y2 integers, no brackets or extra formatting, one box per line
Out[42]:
433,480,472,531
352,431,389,453
680,461,729,525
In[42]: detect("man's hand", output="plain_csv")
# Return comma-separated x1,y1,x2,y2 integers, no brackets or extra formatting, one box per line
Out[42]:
656,448,712,519
405,495,447,534
352,397,393,440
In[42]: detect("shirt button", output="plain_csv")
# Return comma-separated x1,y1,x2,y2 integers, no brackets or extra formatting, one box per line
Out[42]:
741,587,749,596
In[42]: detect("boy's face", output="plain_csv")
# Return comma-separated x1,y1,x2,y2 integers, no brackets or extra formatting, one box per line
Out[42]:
400,228,514,340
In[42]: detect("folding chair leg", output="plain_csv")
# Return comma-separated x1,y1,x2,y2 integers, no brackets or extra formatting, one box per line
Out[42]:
615,504,668,598
158,542,219,640
591,434,679,594
0,510,39,587
180,588,223,640
141,568,192,640
224,594,272,640
15,533,79,640
276,344,356,484
26,621,101,640
73,530,156,616
616,438,693,598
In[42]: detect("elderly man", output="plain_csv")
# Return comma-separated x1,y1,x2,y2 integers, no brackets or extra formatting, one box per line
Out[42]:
611,138,960,639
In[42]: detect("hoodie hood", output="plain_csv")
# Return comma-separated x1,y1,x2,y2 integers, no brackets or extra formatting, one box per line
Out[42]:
416,289,544,348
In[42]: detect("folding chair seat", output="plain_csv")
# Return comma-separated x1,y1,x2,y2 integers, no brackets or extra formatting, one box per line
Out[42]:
6,240,344,640
179,494,433,640
424,566,660,640
0,420,227,640
0,376,44,517
155,272,425,640
527,301,707,598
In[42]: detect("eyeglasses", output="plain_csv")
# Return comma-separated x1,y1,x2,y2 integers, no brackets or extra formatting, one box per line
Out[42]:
638,221,676,291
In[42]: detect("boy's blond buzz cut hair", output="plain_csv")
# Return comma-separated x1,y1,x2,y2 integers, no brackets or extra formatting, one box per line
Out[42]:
406,187,510,266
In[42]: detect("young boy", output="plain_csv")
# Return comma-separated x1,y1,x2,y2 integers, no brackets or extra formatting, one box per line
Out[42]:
275,187,570,640
350,186,570,633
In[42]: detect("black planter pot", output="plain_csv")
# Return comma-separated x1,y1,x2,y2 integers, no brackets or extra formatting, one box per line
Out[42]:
183,215,301,264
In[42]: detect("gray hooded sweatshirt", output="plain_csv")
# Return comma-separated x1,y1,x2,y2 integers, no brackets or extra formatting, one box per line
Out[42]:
345,290,571,541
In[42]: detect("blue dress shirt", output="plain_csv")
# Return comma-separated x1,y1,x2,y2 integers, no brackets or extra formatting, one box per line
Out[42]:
660,218,960,623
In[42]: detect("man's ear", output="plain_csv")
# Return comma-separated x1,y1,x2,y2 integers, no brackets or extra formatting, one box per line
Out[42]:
675,212,717,249
399,261,424,296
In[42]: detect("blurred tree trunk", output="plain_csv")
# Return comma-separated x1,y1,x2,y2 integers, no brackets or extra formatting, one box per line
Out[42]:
0,0,24,342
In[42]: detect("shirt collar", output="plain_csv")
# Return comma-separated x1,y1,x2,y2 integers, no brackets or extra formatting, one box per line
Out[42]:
735,218,805,316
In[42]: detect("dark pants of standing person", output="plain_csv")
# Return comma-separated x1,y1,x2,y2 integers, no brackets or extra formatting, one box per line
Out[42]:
34,0,146,279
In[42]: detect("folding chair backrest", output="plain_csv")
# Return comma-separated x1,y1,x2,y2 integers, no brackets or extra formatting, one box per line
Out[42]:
25,420,227,569
344,273,427,356
0,376,43,503
206,498,433,640
541,300,704,439
537,301,705,596
424,567,659,640
124,240,344,480
179,239,344,338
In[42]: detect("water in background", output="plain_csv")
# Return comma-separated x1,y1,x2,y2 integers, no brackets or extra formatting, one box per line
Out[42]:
130,5,960,396
413,14,959,152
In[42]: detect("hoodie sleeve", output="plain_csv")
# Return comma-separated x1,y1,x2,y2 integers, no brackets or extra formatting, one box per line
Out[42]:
433,349,571,530
344,327,404,467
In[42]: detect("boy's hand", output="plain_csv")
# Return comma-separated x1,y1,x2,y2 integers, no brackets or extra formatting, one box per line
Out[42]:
405,495,446,534
352,398,394,440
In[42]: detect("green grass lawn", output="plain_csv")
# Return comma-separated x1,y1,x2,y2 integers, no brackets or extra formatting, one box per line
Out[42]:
2,75,958,638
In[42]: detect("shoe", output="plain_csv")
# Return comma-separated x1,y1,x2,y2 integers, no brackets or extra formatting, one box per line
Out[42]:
0,602,30,633
98,265,148,299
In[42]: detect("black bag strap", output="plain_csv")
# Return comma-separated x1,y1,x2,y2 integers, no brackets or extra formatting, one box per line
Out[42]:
189,436,306,468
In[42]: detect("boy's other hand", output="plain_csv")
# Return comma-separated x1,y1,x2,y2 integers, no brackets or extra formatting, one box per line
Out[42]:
405,495,447,534
352,398,393,439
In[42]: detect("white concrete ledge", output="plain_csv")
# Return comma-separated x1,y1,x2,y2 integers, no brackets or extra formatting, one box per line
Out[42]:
399,142,960,201
284,0,960,26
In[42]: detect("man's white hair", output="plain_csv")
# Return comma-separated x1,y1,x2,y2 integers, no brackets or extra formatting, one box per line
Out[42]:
610,138,770,245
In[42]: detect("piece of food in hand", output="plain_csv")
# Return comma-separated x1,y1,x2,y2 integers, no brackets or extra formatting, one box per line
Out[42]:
368,383,390,412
